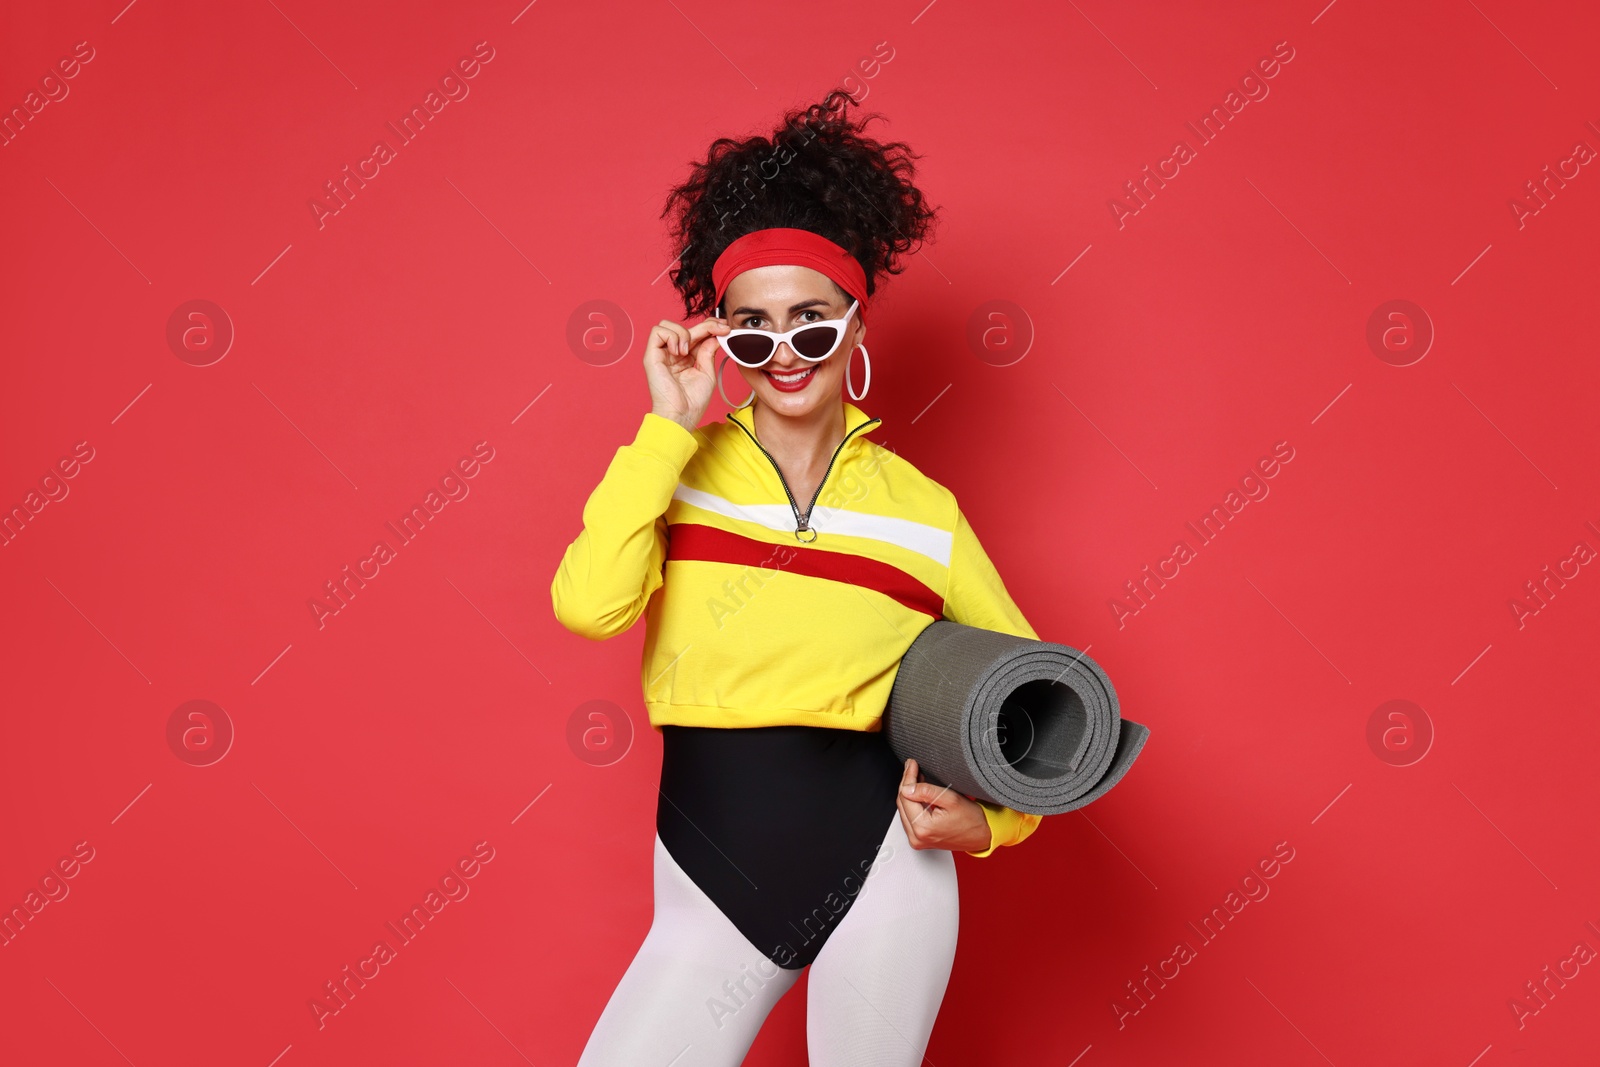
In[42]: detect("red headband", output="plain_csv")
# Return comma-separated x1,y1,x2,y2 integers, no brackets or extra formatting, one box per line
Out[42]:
711,227,870,322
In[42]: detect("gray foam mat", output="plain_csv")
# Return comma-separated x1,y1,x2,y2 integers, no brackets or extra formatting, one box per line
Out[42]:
883,620,1150,815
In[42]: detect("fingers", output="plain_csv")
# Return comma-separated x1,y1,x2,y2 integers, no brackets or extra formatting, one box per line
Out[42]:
685,316,729,368
903,781,955,808
896,760,924,844
895,805,918,849
685,314,730,347
895,792,929,849
899,758,918,793
897,786,951,849
898,758,950,850
696,330,719,375
653,320,691,361
650,317,729,368
900,759,952,808
899,782,993,852
647,323,682,369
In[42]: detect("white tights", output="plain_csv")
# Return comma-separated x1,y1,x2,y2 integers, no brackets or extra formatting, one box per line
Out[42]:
575,810,960,1066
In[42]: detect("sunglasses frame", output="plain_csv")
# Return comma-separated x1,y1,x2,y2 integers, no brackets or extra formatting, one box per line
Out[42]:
712,299,860,369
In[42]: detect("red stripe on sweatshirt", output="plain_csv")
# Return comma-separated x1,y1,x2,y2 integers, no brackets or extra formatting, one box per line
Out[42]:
665,521,944,619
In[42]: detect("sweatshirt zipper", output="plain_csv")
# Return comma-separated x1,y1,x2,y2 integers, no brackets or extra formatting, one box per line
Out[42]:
725,411,882,542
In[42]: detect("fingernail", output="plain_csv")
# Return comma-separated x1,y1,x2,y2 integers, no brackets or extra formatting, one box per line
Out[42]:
902,784,915,796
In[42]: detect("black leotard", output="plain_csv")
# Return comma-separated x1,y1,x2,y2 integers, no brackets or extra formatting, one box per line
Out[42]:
656,724,905,970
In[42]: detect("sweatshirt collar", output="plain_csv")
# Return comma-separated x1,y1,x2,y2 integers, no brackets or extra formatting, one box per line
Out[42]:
724,400,883,446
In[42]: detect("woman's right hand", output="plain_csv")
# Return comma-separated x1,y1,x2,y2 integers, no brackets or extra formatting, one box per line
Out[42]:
644,314,731,432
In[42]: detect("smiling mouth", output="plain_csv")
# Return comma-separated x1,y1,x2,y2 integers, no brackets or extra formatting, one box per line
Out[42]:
765,365,816,384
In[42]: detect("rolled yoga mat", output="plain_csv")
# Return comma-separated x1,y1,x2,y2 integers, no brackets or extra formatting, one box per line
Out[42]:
883,620,1150,815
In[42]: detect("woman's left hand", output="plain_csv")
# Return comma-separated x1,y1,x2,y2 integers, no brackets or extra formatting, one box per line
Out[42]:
896,758,993,852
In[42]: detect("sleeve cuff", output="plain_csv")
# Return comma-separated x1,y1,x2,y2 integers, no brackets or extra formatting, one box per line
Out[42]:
634,412,700,469
966,802,1043,858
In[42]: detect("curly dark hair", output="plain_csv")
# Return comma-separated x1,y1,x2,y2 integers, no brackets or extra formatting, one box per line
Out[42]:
661,88,939,320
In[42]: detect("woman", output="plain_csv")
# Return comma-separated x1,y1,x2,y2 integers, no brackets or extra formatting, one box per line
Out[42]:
552,90,1043,1065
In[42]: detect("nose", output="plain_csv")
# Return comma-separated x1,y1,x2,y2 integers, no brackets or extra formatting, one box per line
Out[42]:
768,341,803,368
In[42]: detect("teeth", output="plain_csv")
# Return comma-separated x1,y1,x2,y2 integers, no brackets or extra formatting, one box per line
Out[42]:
769,367,813,383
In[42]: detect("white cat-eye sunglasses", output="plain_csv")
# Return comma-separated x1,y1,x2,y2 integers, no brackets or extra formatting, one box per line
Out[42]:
712,299,860,369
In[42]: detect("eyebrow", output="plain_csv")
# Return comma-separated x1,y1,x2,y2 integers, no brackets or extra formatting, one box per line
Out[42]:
729,298,834,317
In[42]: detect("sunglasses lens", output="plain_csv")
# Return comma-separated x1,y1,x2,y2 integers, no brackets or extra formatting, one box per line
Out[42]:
792,325,842,360
726,333,776,366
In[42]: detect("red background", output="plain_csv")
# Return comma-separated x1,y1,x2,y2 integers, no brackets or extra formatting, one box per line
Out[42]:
3,1,1598,1064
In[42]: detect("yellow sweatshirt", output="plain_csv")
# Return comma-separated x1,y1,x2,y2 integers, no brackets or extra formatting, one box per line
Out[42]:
551,400,1042,857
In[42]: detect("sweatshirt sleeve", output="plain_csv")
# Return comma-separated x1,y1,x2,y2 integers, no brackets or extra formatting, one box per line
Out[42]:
550,412,699,640
943,505,1045,858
